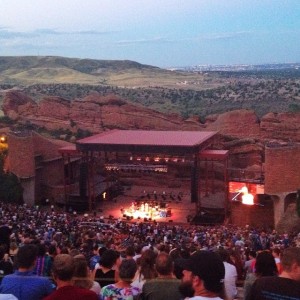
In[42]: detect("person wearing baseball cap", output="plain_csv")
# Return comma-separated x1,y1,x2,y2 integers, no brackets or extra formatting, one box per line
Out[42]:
177,250,225,300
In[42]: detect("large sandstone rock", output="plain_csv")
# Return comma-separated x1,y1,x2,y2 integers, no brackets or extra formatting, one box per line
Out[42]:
260,112,300,142
205,109,261,138
2,90,36,120
276,203,300,234
2,91,203,133
2,90,299,144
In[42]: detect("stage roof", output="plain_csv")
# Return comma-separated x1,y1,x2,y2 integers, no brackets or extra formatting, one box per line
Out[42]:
75,130,218,154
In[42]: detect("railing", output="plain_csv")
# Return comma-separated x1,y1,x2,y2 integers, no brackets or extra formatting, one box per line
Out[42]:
104,163,168,173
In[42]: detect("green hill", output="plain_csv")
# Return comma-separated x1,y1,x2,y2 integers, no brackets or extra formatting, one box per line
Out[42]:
0,56,209,89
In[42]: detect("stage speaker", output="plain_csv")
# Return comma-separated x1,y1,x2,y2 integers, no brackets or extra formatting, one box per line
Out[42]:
144,217,148,222
168,219,173,222
191,165,198,203
79,163,88,197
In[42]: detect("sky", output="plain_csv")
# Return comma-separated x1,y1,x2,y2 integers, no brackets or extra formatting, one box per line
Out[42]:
0,0,299,68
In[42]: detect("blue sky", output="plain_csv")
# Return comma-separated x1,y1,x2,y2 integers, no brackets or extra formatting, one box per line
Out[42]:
0,0,299,68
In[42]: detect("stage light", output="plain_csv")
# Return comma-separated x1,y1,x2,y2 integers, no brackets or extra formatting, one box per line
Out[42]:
242,193,254,205
232,186,254,205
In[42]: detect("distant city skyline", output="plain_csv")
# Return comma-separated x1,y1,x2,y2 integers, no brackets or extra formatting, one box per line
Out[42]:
0,0,299,68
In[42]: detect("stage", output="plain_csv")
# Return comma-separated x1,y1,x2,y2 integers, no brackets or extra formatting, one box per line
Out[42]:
122,200,171,221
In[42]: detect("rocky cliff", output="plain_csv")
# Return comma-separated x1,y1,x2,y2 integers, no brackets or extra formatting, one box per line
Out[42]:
3,90,299,142
2,90,300,172
2,91,204,133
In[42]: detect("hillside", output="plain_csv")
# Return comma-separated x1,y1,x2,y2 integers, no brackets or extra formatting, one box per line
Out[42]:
0,56,299,119
0,56,212,89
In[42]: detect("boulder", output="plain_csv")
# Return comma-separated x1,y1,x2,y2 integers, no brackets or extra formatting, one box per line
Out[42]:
205,109,261,138
260,112,300,142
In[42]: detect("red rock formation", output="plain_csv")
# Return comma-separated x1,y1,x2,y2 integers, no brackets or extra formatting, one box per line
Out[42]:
2,90,37,120
260,112,300,142
205,109,261,138
2,90,299,143
2,91,203,133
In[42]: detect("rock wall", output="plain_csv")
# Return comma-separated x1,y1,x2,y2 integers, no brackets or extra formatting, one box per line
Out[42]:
4,90,299,141
2,91,203,133
205,109,261,138
260,112,300,142
2,90,299,173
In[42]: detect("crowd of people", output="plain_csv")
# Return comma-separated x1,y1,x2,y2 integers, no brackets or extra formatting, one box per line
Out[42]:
0,201,299,300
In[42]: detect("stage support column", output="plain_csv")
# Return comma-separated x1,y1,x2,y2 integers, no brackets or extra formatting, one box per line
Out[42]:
67,154,72,205
224,156,229,220
87,152,92,212
191,153,199,206
89,151,95,211
62,154,67,204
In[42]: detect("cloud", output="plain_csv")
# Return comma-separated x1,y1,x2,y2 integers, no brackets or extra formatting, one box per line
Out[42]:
70,30,118,35
0,28,39,39
116,37,175,45
0,28,115,41
114,31,253,46
202,31,253,40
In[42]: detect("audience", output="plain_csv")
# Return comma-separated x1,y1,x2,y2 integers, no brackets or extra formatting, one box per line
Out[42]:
92,249,119,287
100,258,140,300
73,254,101,296
43,254,98,300
0,201,298,300
0,246,13,283
243,250,278,299
246,247,300,300
141,252,181,300
131,249,157,290
217,249,238,300
179,250,225,299
0,244,54,300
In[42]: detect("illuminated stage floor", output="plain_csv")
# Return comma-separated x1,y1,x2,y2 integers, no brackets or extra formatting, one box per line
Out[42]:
97,185,225,224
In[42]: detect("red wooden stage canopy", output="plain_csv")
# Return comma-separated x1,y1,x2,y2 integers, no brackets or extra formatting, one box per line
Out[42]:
74,130,218,155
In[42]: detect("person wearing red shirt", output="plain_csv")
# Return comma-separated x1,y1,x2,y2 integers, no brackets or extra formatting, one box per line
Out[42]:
43,254,98,300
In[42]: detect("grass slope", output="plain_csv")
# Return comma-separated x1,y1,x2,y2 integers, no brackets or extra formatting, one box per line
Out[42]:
0,56,208,89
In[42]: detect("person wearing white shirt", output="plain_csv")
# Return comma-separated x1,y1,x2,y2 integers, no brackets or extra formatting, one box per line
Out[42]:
217,249,237,300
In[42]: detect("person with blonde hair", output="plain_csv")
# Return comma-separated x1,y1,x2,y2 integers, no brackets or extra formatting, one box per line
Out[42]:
73,255,101,296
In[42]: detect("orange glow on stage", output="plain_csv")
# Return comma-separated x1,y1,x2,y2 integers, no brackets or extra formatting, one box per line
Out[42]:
123,201,169,221
241,188,254,205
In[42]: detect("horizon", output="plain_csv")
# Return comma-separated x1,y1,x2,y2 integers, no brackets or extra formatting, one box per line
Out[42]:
0,0,300,68
1,55,300,71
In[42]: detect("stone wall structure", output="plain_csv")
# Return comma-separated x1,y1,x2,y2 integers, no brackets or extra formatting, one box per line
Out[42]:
7,131,71,205
264,144,300,227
